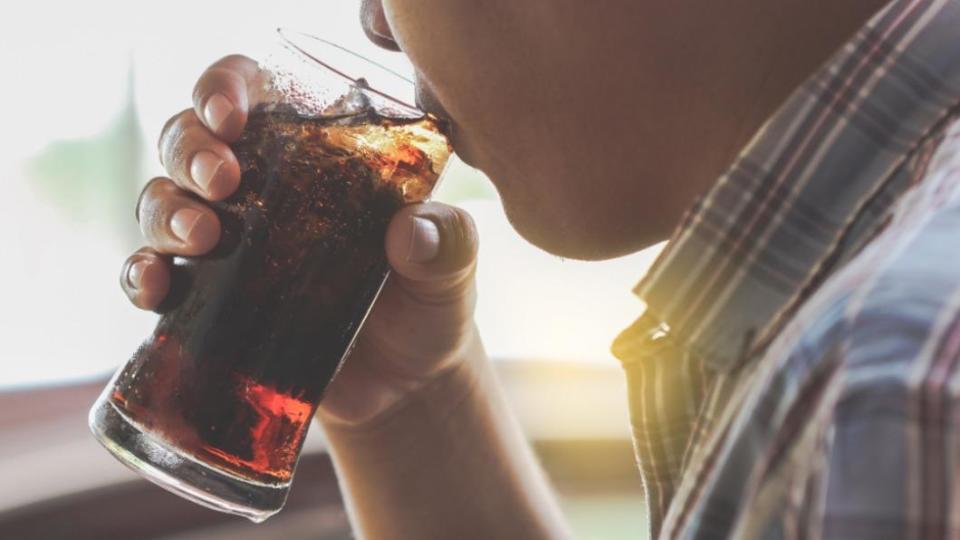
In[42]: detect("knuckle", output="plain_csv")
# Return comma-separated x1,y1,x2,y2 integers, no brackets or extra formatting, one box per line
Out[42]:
206,67,244,91
193,61,246,105
141,175,173,198
171,124,212,168
136,178,174,231
138,203,167,243
181,122,214,146
157,109,197,166
222,53,251,63
218,53,253,69
162,128,216,186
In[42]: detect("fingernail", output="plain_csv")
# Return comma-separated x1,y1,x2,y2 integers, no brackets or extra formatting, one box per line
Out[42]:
171,208,205,243
406,216,440,263
204,93,234,132
190,151,224,194
127,260,148,290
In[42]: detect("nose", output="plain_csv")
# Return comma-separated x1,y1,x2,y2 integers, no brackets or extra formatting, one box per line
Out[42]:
360,0,401,51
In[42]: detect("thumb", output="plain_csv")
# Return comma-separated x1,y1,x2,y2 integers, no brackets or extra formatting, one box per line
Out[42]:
384,202,478,296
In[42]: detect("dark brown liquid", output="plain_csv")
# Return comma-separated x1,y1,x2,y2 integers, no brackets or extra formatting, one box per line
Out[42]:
109,104,448,484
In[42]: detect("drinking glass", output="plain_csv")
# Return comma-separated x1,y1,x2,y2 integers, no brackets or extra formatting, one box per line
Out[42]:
89,29,452,522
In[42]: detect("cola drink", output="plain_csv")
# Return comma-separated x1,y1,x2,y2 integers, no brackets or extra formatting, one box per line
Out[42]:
90,75,451,521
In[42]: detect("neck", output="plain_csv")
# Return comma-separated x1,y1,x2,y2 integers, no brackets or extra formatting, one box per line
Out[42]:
640,0,889,234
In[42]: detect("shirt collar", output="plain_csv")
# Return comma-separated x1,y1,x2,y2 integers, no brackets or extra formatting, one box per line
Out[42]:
613,0,960,371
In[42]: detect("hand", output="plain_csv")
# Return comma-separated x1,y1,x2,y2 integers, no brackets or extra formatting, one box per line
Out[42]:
120,55,480,427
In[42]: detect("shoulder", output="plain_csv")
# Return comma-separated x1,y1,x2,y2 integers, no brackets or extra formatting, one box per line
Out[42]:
777,113,960,398
787,171,960,407
765,191,960,533
789,209,960,535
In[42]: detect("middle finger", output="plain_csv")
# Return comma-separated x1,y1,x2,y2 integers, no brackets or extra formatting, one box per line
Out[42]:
137,176,221,256
157,109,241,201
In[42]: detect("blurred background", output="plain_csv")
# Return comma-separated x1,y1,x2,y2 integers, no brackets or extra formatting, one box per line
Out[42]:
0,1,661,538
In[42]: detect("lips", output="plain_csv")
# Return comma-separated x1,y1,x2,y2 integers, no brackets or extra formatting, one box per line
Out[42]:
414,77,479,167
414,77,450,121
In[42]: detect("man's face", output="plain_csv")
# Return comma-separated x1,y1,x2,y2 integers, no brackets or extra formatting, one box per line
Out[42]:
364,0,682,259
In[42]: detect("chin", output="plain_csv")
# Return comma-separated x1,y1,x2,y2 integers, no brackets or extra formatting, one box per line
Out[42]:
500,196,646,261
467,138,666,261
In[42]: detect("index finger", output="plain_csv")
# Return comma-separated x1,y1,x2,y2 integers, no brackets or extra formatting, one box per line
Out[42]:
192,54,262,142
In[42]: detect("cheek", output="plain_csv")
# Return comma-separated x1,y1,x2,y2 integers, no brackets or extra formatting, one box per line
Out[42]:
382,0,636,226
382,0,542,156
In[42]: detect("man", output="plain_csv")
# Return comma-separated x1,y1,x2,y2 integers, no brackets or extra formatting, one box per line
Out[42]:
120,0,960,537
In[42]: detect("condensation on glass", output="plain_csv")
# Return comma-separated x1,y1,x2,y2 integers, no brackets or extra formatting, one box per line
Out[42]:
89,30,451,522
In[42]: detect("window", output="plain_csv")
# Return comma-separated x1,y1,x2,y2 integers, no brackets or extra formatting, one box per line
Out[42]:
0,0,660,387
1,3,657,537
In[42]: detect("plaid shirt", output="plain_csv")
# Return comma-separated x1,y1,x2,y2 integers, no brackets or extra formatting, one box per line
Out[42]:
611,1,960,538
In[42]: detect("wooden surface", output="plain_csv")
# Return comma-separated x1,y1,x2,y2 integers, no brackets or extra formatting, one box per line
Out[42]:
0,361,641,538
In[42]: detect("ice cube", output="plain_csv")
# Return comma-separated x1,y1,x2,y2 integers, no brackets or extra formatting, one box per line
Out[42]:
321,78,374,118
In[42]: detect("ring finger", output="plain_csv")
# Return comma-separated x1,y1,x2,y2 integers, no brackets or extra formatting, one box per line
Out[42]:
136,176,221,256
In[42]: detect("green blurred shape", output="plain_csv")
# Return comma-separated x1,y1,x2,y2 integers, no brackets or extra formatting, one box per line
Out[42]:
25,65,493,247
432,157,498,203
26,65,144,246
561,494,649,540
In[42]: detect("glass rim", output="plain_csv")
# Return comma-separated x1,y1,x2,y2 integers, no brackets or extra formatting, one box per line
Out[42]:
276,27,421,113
